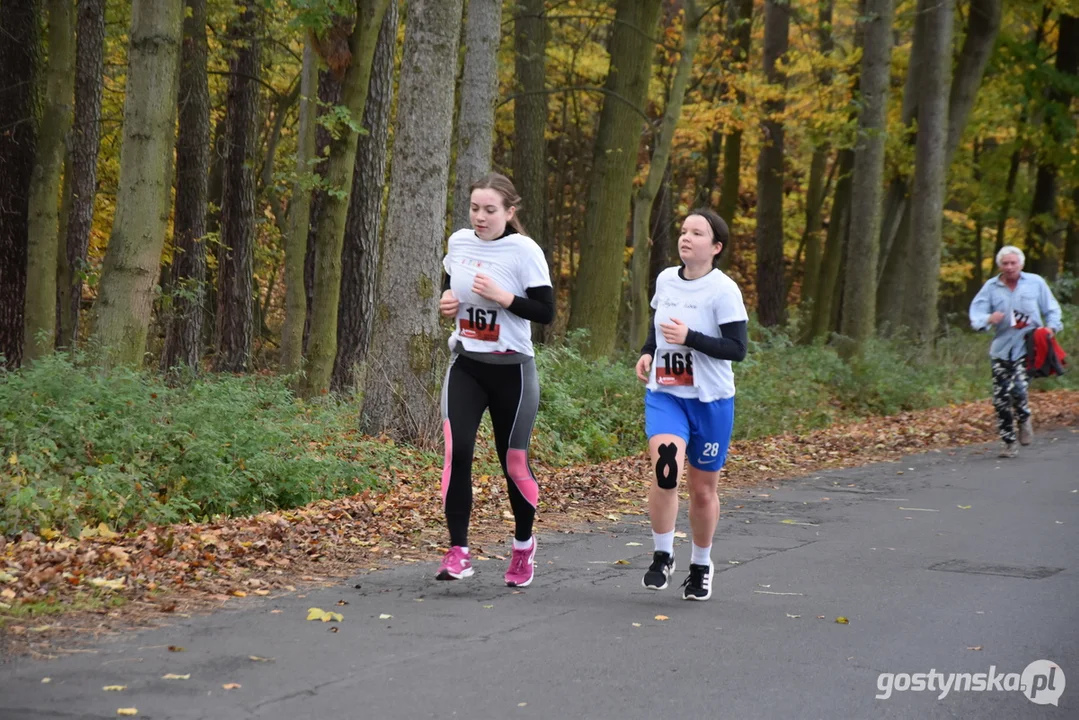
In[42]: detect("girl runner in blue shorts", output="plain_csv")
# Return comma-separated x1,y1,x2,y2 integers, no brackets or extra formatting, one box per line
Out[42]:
635,208,748,600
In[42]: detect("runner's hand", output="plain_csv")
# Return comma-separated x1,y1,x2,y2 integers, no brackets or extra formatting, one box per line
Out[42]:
988,311,1005,325
472,274,513,307
439,290,459,317
659,318,689,345
635,354,652,383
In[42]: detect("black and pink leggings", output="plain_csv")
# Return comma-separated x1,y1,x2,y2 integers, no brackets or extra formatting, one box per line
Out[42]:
440,353,541,547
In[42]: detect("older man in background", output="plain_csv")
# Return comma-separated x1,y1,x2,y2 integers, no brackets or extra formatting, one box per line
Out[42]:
969,246,1064,458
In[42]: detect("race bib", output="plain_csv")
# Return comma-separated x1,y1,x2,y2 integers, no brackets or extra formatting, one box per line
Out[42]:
656,351,694,387
459,308,501,342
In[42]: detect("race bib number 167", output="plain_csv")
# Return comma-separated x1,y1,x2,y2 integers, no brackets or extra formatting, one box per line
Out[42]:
460,308,501,342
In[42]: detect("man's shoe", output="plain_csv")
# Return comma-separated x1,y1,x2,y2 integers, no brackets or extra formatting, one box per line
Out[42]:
642,551,675,590
1018,419,1034,446
998,442,1018,458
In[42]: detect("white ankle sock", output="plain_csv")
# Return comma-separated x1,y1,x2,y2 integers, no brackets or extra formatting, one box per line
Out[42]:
512,537,533,551
459,546,469,554
653,530,675,555
691,543,711,566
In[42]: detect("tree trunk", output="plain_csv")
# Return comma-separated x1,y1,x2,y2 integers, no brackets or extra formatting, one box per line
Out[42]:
1065,185,1079,304
161,0,210,372
363,0,464,441
0,0,41,369
799,148,829,316
629,0,702,351
877,0,1000,289
1025,14,1078,280
945,0,1002,167
513,0,550,336
648,159,674,299
302,70,342,355
716,0,754,271
838,0,893,353
808,149,854,342
90,0,182,368
332,1,398,393
300,0,393,395
24,0,75,362
754,0,790,328
280,42,317,375
568,0,663,358
797,0,835,317
57,0,105,350
993,145,1021,253
905,0,953,346
451,0,502,232
213,1,261,373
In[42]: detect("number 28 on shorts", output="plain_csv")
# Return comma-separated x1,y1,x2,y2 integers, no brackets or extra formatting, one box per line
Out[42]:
656,351,693,387
460,307,501,342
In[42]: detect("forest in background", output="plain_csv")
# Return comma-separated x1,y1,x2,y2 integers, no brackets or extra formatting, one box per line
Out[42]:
0,0,1077,446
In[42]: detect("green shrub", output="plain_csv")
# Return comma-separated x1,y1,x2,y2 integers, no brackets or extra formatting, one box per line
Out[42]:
2,306,1075,536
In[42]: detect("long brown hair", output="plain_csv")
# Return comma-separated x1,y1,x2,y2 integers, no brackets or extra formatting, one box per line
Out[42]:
469,172,527,235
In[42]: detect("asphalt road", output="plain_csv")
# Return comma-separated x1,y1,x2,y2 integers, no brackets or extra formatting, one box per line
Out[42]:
1,431,1076,720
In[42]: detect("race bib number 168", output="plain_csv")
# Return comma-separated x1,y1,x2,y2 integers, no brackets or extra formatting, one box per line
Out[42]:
656,351,693,386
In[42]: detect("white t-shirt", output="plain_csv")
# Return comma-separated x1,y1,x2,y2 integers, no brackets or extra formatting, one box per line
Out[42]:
443,228,552,357
646,267,748,402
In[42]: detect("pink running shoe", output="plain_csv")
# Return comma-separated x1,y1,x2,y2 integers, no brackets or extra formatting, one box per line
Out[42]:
436,546,473,580
504,537,536,587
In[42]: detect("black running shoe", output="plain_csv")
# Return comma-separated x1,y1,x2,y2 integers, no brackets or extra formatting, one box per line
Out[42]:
681,560,714,601
642,551,676,590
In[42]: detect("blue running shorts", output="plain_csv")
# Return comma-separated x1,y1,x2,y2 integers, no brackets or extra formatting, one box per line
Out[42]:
644,389,735,472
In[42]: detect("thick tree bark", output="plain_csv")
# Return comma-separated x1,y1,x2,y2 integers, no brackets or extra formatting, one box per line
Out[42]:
363,0,464,441
716,0,754,271
302,70,342,355
798,0,835,317
57,0,105,350
24,0,75,361
905,0,953,346
214,1,262,373
332,1,399,393
754,0,790,328
568,0,663,358
300,0,393,395
0,0,41,368
838,0,893,352
808,149,854,342
629,0,702,350
280,43,318,375
877,0,1000,296
1025,14,1078,279
513,0,550,310
90,0,182,368
162,0,210,372
451,0,503,232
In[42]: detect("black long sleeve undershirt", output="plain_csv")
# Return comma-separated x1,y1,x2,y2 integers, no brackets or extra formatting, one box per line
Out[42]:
641,320,748,362
442,272,554,325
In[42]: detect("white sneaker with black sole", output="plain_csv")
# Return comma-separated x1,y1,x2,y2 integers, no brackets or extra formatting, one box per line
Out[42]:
681,559,714,601
642,551,675,590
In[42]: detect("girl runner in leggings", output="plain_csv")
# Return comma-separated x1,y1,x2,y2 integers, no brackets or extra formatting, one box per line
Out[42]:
437,173,554,587
635,208,747,600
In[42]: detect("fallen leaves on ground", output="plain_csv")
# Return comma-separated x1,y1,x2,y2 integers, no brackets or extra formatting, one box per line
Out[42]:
2,391,1076,656
306,608,342,623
